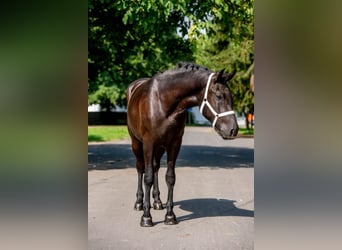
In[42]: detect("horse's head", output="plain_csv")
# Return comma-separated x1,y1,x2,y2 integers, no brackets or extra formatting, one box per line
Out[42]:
200,69,239,140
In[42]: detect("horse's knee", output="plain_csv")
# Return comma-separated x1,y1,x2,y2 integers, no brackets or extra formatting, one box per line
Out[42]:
166,175,175,186
136,163,144,174
144,167,154,186
165,170,176,186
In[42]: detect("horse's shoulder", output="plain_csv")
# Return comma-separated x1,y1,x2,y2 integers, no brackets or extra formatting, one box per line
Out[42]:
127,78,151,104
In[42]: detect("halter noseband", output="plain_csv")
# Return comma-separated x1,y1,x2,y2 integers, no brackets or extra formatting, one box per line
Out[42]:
199,73,235,128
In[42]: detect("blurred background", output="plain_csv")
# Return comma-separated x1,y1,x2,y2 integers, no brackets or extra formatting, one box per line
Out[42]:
1,0,342,249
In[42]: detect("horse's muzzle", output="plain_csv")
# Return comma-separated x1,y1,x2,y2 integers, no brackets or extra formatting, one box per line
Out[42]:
216,126,239,140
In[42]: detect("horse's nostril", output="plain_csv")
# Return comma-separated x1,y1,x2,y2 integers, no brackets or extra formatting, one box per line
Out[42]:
230,129,235,136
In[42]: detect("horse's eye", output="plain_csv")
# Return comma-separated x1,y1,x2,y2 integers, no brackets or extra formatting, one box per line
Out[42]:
215,94,223,100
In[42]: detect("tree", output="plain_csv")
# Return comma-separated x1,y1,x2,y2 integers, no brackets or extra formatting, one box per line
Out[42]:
88,0,194,109
190,0,254,117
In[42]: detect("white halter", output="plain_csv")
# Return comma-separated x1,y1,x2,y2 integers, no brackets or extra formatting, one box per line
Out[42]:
199,73,236,128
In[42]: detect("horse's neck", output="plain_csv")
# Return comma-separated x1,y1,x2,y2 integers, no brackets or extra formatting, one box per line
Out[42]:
158,74,207,116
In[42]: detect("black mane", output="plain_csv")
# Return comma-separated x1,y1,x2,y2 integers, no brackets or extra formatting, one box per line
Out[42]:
176,62,210,72
154,62,212,78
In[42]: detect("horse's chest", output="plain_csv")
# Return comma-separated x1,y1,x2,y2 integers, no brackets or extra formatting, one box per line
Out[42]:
156,120,184,141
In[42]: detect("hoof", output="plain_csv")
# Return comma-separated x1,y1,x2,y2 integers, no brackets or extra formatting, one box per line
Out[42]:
134,202,143,211
153,202,164,210
140,216,153,227
164,214,178,225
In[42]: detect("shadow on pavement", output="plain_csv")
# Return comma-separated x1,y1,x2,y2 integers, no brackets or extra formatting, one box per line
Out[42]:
88,144,253,170
152,198,254,225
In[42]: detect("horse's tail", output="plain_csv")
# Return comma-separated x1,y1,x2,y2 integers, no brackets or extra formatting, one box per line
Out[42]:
126,78,150,106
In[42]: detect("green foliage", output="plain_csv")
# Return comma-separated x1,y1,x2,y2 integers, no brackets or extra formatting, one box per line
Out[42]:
192,0,254,114
88,0,193,107
88,0,254,113
88,85,120,111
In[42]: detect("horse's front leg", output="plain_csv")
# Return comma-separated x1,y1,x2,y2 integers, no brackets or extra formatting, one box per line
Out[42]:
164,163,177,225
164,140,182,225
152,147,165,210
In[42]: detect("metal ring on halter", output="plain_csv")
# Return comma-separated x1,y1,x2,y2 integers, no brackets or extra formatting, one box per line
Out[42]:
199,73,235,128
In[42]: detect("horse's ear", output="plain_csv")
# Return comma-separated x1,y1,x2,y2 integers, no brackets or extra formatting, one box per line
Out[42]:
225,69,236,82
215,68,225,83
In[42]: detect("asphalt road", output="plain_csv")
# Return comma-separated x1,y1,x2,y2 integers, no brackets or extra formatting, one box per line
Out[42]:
88,127,254,250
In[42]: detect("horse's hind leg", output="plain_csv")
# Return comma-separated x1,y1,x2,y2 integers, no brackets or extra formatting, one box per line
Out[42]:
153,147,165,210
140,142,155,227
131,137,144,211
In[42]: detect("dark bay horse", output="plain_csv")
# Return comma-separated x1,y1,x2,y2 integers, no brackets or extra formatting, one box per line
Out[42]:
126,63,238,227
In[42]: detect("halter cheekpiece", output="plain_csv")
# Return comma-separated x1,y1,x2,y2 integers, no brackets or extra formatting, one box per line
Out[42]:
199,73,235,128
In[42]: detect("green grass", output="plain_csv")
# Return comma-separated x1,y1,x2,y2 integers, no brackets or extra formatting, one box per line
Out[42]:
88,125,254,142
88,126,129,142
238,128,254,135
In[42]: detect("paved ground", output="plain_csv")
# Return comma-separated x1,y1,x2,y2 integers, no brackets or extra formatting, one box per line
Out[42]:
88,127,254,250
